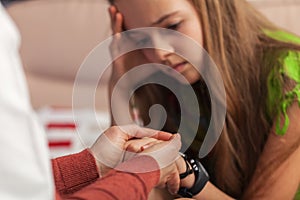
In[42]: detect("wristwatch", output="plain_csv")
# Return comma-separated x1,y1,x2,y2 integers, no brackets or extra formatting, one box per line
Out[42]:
177,154,209,198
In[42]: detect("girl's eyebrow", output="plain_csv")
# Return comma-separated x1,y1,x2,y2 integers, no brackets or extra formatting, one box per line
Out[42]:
151,11,179,26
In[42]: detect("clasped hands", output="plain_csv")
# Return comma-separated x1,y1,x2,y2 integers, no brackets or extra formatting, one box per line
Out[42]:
89,125,195,196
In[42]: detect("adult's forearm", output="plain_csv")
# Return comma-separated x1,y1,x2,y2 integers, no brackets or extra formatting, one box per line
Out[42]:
62,155,160,200
52,149,99,195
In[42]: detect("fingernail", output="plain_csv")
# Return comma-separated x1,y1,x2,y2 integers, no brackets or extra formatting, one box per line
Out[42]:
141,144,150,151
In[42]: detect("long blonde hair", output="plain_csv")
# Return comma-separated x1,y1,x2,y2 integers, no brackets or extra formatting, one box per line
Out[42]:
188,1,300,198
109,0,300,198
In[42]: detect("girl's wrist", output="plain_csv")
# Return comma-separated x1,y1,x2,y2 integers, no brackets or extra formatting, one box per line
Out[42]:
177,155,210,198
176,156,195,188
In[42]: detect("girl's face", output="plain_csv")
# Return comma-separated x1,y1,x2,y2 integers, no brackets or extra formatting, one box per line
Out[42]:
115,0,203,84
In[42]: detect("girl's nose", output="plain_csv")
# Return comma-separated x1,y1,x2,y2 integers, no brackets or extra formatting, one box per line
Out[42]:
143,35,175,63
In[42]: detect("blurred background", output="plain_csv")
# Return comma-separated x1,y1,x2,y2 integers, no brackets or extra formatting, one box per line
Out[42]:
1,0,300,157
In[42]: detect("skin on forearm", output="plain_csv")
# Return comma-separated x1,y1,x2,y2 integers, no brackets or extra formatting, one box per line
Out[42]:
241,103,300,199
147,182,234,200
193,104,300,200
193,182,235,200
148,157,234,200
175,156,233,200
147,156,196,200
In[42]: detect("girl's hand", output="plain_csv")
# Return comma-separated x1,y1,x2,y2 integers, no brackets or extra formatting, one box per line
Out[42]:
175,156,195,189
122,135,196,196
139,134,182,195
125,137,163,152
122,137,163,161
124,135,196,195
108,5,150,90
108,6,158,126
108,5,128,87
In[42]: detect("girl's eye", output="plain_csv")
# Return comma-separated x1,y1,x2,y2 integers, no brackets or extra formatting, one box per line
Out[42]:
167,22,181,30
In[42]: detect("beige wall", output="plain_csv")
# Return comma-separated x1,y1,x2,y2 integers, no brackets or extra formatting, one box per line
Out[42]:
7,0,112,111
6,0,300,111
252,0,300,35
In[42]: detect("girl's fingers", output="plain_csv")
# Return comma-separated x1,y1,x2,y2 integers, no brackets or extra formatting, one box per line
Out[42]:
108,5,123,34
141,140,163,151
114,12,123,33
166,170,180,195
125,137,159,152
108,6,116,31
108,6,123,58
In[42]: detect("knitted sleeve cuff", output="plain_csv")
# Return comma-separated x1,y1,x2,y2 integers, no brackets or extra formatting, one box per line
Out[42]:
52,149,99,195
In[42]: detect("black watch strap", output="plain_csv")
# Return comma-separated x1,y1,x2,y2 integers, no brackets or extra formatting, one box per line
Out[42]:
179,154,194,179
178,156,209,198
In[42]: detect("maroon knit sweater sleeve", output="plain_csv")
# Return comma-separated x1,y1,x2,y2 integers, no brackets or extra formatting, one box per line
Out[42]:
61,155,160,200
52,149,99,195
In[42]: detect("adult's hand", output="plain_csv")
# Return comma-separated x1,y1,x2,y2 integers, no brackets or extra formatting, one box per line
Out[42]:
139,134,182,195
125,137,196,190
113,133,182,195
89,125,173,177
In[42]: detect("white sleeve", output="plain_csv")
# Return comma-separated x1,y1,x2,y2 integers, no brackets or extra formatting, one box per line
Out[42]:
0,5,54,200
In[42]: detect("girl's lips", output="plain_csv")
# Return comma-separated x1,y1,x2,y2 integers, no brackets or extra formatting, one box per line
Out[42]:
172,61,188,72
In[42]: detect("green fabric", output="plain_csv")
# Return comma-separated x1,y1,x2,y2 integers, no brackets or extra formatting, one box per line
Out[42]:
295,189,300,200
265,30,300,200
265,30,300,135
264,30,300,45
